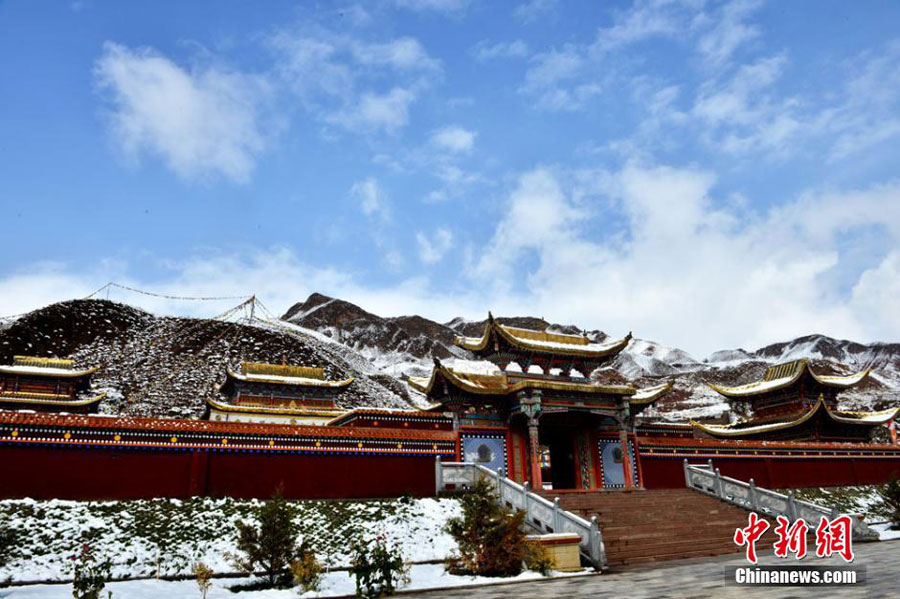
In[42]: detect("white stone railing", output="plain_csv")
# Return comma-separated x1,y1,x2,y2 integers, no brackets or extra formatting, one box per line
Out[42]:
683,459,877,540
436,457,606,569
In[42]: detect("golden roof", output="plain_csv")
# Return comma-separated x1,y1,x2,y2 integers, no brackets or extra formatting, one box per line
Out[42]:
418,360,636,397
691,398,900,438
205,396,344,417
707,359,871,399
225,365,353,388
14,356,75,369
0,391,106,407
454,314,632,359
241,361,324,379
0,356,97,378
629,381,674,405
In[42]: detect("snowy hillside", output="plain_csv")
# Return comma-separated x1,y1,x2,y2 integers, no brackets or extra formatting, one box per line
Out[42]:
0,300,412,418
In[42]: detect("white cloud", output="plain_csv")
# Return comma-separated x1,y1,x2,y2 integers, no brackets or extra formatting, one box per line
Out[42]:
94,42,271,182
350,177,389,218
270,28,439,135
471,39,529,61
591,0,699,54
696,0,763,67
430,125,476,153
469,164,900,355
514,0,558,23
520,46,603,111
330,87,418,133
393,0,472,14
416,229,454,264
351,37,441,71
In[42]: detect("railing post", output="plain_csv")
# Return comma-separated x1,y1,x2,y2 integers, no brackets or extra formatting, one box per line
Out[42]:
589,516,606,570
707,459,714,471
714,467,724,498
748,478,757,511
523,481,531,515
496,467,504,496
787,491,797,521
435,456,442,495
553,497,562,533
683,459,690,487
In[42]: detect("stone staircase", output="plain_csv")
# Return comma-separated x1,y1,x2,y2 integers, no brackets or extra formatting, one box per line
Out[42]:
541,488,777,567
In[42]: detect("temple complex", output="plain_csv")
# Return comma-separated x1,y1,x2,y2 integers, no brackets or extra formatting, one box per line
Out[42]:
693,359,899,442
0,356,104,413
204,361,347,425
407,317,672,490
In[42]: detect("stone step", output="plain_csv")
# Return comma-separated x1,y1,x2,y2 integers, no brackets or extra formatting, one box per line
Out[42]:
542,488,777,567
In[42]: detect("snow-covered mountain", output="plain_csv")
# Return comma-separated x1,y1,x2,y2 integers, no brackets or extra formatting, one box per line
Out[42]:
1,294,896,422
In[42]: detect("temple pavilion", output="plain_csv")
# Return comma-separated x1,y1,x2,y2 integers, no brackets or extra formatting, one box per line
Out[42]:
408,315,672,490
694,359,899,442
204,361,347,425
0,356,105,413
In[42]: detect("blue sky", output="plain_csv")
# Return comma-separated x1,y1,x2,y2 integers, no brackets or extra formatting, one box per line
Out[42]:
1,0,899,356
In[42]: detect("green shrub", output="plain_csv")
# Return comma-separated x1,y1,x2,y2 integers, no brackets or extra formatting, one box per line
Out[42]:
232,490,300,588
0,523,19,568
70,544,111,599
290,542,324,593
875,477,900,528
348,535,409,599
444,477,530,577
524,540,554,576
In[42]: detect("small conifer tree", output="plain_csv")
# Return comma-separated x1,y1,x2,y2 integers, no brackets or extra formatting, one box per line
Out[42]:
444,477,530,577
233,489,300,587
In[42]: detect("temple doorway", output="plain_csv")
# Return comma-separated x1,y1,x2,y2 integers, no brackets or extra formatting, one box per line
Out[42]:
540,430,577,489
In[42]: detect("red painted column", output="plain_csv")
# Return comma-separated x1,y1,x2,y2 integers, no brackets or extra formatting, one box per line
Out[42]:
528,419,543,489
620,430,634,490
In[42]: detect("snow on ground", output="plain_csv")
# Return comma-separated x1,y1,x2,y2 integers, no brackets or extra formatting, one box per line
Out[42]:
0,497,460,583
788,485,899,541
871,522,900,541
1,564,594,599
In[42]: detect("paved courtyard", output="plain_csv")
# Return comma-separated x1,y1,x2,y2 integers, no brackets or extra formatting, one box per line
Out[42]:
412,540,899,598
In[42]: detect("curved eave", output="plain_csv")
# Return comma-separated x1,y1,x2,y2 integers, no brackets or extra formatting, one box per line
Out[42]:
629,381,674,406
827,405,900,425
707,370,805,399
429,363,635,397
708,364,871,399
0,365,98,378
326,407,447,426
810,368,872,388
495,323,631,358
454,316,631,359
205,396,343,417
691,400,897,438
406,377,431,394
691,401,825,437
224,365,354,388
0,392,106,407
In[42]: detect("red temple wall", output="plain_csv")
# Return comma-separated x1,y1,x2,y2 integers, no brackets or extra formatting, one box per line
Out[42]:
0,445,437,501
637,438,900,489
